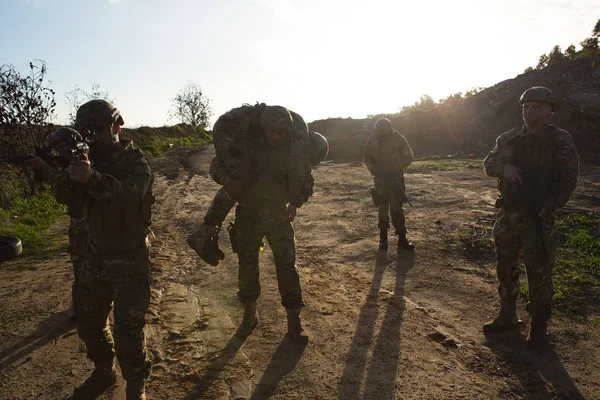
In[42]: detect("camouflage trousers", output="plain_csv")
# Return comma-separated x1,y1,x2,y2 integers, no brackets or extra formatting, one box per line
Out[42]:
68,217,88,313
75,243,152,382
234,206,305,309
374,174,407,233
493,208,557,319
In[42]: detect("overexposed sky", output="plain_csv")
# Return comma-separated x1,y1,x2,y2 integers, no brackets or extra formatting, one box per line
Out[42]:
1,0,597,127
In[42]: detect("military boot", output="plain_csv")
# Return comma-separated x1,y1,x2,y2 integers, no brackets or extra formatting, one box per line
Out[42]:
69,361,117,399
236,302,258,337
186,224,225,266
526,314,549,348
397,233,415,251
126,380,146,400
286,308,310,344
483,301,519,333
379,229,388,250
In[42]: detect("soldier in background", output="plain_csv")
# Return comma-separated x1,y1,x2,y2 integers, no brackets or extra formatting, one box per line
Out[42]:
363,118,415,251
483,87,579,348
55,100,154,399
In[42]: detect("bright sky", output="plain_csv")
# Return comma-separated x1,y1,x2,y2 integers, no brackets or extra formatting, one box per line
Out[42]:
1,0,597,127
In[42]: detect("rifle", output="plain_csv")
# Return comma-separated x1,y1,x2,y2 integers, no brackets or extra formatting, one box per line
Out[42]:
0,129,91,176
0,147,66,181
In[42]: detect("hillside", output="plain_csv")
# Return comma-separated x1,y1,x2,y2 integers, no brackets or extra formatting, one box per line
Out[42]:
120,124,212,157
309,56,600,164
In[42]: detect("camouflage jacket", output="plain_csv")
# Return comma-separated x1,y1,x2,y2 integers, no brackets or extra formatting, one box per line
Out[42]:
363,130,414,176
209,103,313,207
55,140,155,252
483,124,579,213
49,166,84,219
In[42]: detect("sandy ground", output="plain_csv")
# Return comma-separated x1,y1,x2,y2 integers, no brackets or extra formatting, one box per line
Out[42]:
1,146,599,400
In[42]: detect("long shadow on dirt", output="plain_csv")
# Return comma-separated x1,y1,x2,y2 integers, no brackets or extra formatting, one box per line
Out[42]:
485,330,585,399
0,310,76,372
338,250,415,400
183,334,247,400
249,335,307,399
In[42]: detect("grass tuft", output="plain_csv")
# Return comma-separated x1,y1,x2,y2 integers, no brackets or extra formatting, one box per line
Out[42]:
0,190,67,256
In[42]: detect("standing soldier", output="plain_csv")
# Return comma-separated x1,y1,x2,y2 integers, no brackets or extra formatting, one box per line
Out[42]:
363,118,415,251
483,87,579,348
55,100,154,399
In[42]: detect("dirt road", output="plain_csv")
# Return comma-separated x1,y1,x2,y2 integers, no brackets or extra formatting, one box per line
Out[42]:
1,146,599,399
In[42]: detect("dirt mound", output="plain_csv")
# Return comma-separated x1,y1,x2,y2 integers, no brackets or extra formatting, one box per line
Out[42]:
310,56,600,164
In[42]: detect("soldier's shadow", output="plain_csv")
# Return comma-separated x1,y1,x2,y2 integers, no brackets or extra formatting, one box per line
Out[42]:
484,330,584,399
0,309,76,372
249,335,307,399
183,334,246,400
338,250,415,400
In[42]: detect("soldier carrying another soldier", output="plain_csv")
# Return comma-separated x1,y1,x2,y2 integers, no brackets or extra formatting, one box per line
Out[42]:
189,103,326,343
483,87,579,348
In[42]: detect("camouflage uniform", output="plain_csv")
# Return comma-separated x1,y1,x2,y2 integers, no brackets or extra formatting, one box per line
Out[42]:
188,103,313,266
68,209,87,315
55,139,154,384
363,125,414,247
483,123,579,328
231,141,308,309
210,103,310,200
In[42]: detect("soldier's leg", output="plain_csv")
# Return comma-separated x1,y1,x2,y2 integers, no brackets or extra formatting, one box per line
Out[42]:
484,209,523,332
69,217,88,319
374,177,391,250
71,255,84,318
234,210,264,336
71,253,117,399
389,180,414,250
111,247,152,397
266,216,308,343
522,215,556,347
265,217,304,310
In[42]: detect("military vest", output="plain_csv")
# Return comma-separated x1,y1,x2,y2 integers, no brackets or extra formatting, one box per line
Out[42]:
499,125,559,214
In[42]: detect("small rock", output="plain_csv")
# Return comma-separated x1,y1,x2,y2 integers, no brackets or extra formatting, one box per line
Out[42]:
231,380,252,400
442,338,458,348
428,332,447,343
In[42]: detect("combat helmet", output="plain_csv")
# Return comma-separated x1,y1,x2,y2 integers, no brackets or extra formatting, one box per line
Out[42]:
308,131,329,166
261,106,293,132
75,99,124,132
519,87,556,111
49,127,82,148
374,118,393,131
